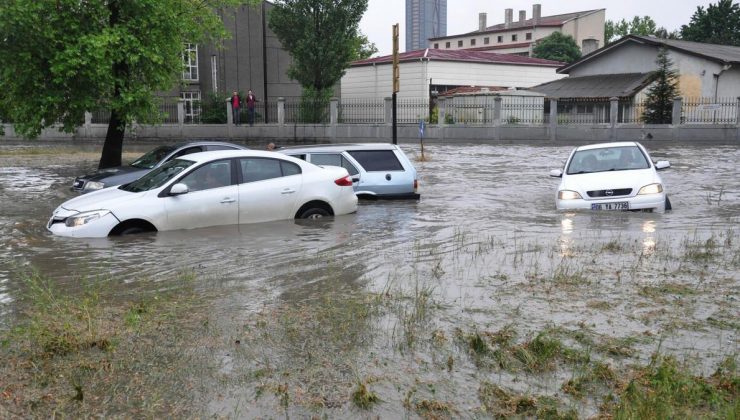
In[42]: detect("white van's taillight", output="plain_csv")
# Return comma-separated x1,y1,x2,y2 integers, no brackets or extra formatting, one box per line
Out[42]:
335,176,353,187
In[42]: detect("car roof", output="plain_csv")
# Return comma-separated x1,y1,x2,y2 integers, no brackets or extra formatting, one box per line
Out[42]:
280,143,399,153
177,150,292,164
575,142,640,151
170,141,247,150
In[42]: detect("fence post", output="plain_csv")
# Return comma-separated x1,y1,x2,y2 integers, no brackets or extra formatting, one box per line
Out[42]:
549,98,558,141
736,97,740,127
610,97,619,141
84,111,92,138
438,96,446,126
277,97,285,125
225,98,233,138
672,97,682,125
177,100,185,126
493,96,502,127
384,97,392,125
330,97,338,125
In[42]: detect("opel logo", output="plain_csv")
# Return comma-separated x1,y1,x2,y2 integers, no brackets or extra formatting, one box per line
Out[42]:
605,190,614,196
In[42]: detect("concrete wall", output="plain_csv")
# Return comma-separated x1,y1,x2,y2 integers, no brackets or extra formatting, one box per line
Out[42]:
561,9,605,53
4,123,736,145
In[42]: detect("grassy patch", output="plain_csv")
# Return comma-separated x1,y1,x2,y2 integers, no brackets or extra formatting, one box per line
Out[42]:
603,354,738,418
351,380,380,409
639,282,697,301
478,383,577,419
0,270,211,417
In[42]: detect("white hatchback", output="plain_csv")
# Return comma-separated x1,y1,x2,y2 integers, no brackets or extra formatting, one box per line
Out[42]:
550,142,671,212
48,150,358,238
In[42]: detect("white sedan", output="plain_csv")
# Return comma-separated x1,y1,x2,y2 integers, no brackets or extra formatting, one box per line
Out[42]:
550,142,671,212
48,150,358,238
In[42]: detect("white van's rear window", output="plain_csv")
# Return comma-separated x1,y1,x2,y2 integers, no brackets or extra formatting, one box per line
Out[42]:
348,150,404,172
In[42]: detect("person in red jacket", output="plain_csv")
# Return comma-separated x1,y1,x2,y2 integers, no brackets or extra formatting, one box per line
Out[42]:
230,91,241,126
246,89,257,126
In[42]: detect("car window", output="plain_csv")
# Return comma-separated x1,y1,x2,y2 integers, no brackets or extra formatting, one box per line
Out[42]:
120,159,194,192
290,154,307,161
207,145,239,151
130,145,176,169
567,146,649,175
171,146,204,160
281,161,302,177
347,150,404,172
180,160,233,192
240,158,283,183
311,153,359,176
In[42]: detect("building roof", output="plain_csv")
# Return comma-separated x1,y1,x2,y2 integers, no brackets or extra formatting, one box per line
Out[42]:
429,9,604,41
440,86,509,95
559,35,740,73
351,48,564,68
529,72,656,99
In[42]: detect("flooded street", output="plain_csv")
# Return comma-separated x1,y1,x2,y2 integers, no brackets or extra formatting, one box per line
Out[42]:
1,141,738,417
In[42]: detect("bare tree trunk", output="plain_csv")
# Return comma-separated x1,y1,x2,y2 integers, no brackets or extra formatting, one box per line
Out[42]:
98,1,126,169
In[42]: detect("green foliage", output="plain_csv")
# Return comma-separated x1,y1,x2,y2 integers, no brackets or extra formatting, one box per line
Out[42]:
605,16,658,43
268,0,369,92
428,106,439,124
681,0,740,46
298,87,332,123
350,32,379,61
642,48,679,124
197,92,229,124
0,0,251,165
532,32,582,63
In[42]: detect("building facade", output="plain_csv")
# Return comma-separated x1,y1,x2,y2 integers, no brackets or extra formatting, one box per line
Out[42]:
405,0,447,52
173,1,303,122
428,4,604,57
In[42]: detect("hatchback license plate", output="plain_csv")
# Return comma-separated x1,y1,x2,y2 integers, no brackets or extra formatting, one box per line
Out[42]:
592,202,629,210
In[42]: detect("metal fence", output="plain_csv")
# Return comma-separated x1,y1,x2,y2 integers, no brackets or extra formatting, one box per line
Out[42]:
682,97,738,124
556,98,611,125
339,98,384,123
396,98,429,124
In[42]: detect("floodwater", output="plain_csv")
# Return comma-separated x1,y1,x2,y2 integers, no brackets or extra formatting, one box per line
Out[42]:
1,141,738,417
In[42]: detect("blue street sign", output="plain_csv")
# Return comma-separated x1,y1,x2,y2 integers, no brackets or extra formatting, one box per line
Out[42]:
419,120,425,137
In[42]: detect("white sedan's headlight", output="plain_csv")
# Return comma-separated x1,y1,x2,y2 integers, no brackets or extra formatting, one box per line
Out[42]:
83,181,105,191
638,183,663,195
558,190,583,200
65,210,111,227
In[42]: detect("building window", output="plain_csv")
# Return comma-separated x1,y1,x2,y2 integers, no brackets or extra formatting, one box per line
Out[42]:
445,41,450,48
181,91,201,123
512,34,518,42
182,43,198,81
497,35,503,43
458,40,463,47
526,32,532,40
484,37,490,45
434,43,439,49
470,38,476,46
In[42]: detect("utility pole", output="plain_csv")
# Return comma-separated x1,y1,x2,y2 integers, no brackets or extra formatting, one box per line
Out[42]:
392,23,399,145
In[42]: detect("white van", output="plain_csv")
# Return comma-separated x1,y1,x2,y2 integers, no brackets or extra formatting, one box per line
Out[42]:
280,143,420,199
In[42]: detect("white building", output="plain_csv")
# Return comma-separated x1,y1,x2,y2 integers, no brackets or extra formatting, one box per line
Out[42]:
341,48,566,99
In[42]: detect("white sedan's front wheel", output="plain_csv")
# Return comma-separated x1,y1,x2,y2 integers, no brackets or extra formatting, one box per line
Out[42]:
299,207,330,219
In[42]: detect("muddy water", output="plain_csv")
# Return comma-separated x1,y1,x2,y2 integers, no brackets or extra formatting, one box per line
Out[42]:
1,142,738,416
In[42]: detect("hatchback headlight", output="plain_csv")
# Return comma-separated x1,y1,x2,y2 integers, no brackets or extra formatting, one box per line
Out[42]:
84,181,105,191
65,210,111,227
558,190,582,200
638,183,663,195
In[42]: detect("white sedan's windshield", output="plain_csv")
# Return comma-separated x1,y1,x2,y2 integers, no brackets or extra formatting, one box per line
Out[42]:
567,146,649,175
120,159,194,192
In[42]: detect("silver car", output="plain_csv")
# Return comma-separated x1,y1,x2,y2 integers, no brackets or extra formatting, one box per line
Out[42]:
280,143,420,199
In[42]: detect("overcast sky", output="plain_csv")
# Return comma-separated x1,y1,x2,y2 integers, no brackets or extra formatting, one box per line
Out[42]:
360,0,715,55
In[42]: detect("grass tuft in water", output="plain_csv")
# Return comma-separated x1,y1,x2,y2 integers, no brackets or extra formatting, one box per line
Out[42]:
351,381,380,409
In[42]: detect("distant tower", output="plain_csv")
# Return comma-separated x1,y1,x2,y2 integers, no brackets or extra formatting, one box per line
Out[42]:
405,0,447,51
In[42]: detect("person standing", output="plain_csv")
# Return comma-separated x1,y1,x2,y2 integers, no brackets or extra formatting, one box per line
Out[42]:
246,89,257,126
230,91,241,126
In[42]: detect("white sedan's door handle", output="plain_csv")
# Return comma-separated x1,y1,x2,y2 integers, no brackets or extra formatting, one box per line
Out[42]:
281,189,296,195
220,197,236,204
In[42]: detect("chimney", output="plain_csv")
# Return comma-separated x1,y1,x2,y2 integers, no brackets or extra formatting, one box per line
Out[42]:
582,38,599,55
533,4,541,25
504,8,513,29
519,10,526,23
479,13,487,31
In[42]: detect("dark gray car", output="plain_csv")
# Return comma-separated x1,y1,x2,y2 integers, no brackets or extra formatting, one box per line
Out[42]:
71,141,247,193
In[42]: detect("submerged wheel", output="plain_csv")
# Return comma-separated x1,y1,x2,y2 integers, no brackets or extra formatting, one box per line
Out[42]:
299,207,330,219
120,226,146,235
665,196,672,211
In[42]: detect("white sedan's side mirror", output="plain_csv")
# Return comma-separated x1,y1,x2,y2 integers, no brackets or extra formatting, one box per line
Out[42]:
549,169,563,178
655,161,671,170
169,183,189,195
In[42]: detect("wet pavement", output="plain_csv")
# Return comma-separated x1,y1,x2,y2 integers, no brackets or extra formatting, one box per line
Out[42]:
0,141,738,416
